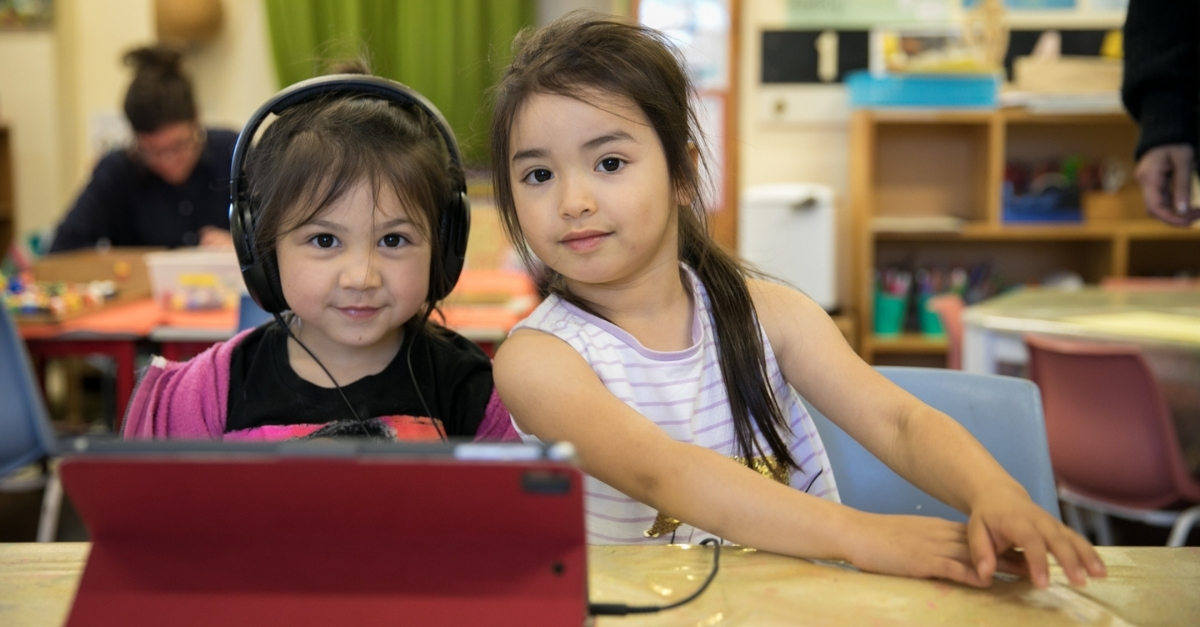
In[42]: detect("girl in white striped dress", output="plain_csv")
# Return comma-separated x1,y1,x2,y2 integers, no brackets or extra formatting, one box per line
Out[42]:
488,11,1105,590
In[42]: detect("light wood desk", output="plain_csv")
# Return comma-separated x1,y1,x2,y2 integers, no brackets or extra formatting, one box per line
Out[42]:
962,286,1200,375
3,543,1197,626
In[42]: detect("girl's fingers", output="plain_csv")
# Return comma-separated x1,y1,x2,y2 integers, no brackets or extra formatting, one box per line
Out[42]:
932,527,989,587
927,554,988,588
1011,528,1051,588
995,548,1030,577
966,517,997,582
1066,527,1107,579
1044,530,1088,587
1169,150,1194,213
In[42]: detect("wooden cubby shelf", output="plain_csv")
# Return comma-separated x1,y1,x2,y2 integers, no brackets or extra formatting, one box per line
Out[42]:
851,108,1200,364
867,333,949,355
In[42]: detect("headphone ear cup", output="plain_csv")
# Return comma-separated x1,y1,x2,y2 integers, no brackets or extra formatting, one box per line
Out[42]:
257,250,287,314
429,190,470,303
232,196,288,314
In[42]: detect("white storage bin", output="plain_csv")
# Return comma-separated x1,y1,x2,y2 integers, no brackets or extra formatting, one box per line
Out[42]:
738,183,837,311
144,249,246,311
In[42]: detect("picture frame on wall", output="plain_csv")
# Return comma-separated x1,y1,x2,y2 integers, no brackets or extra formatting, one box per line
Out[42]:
0,0,53,30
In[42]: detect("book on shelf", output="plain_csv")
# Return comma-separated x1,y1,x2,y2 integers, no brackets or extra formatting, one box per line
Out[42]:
871,216,966,233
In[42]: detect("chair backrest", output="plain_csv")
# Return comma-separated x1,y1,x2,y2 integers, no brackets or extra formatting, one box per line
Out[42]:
0,306,57,475
926,294,965,370
237,293,273,331
1025,334,1200,508
805,366,1061,522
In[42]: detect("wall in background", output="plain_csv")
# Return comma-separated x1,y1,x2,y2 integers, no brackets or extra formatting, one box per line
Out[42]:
0,30,63,239
739,0,854,307
54,0,154,231
539,0,621,24
187,0,277,135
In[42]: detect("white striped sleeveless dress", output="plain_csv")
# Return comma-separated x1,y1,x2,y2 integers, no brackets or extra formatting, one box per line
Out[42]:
511,265,840,544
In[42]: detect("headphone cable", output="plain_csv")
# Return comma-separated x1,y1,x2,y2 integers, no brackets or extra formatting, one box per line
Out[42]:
588,538,721,616
405,330,447,442
274,313,370,437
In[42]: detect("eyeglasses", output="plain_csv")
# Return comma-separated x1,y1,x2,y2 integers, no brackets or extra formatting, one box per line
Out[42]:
133,126,206,164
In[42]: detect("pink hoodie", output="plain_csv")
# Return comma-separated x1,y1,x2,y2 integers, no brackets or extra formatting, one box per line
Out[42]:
122,329,519,442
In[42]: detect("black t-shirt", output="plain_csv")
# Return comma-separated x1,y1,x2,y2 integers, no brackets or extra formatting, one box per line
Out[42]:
226,322,493,439
50,128,238,252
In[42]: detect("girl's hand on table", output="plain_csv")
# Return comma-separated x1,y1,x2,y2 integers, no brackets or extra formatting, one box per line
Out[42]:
841,511,990,588
967,488,1107,588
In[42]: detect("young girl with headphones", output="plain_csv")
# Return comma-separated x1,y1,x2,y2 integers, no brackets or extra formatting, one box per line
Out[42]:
123,72,516,442
490,13,1105,589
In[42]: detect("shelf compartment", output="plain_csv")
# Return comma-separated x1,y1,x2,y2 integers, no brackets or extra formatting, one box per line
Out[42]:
875,239,1116,285
1128,240,1200,278
873,122,992,224
1004,119,1142,223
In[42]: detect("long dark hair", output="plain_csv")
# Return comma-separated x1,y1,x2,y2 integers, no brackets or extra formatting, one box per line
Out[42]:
245,85,460,332
490,12,798,472
123,45,196,132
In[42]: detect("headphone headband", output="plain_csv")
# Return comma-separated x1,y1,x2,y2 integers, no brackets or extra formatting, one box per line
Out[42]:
230,74,470,314
229,74,466,208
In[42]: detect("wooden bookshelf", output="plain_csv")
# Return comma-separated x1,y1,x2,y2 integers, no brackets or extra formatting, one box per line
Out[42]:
851,109,1200,364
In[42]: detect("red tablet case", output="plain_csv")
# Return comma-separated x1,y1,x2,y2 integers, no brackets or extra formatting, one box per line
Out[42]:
58,455,587,626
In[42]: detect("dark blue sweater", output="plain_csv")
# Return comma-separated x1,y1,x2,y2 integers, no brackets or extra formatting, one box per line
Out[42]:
50,128,238,252
1121,0,1199,163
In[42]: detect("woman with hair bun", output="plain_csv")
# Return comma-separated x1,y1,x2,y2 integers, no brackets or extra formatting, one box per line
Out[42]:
51,44,238,252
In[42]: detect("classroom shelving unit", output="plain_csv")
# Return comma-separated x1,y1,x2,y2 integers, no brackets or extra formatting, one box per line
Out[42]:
851,108,1200,365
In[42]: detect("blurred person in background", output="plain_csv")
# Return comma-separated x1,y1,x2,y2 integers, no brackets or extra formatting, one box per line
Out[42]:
1121,0,1199,227
50,45,237,252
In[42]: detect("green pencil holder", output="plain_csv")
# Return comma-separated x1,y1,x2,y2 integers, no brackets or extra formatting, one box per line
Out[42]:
918,295,944,336
873,291,907,336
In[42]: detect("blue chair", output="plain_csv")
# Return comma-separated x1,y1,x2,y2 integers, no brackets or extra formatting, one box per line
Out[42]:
237,294,273,331
0,306,58,477
0,305,62,541
804,366,1061,522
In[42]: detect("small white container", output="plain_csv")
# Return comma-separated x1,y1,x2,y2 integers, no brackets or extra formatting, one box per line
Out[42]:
739,183,838,311
144,249,246,311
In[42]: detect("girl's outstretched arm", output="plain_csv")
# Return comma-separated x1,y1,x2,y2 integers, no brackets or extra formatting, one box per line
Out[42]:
750,279,1107,588
495,328,995,587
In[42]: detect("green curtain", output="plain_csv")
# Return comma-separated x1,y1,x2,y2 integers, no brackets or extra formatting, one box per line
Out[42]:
264,0,535,164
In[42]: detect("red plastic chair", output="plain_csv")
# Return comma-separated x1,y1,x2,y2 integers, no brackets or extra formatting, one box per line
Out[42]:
926,294,965,370
1025,334,1200,546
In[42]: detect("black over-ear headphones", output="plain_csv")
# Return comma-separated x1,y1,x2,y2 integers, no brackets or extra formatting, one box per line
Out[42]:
230,74,470,314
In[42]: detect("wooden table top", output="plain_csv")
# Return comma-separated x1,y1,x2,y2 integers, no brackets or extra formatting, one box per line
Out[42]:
2,543,1197,626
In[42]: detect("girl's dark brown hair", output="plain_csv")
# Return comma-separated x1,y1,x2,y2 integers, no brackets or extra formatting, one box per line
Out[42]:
245,90,461,332
123,45,197,133
490,11,799,472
